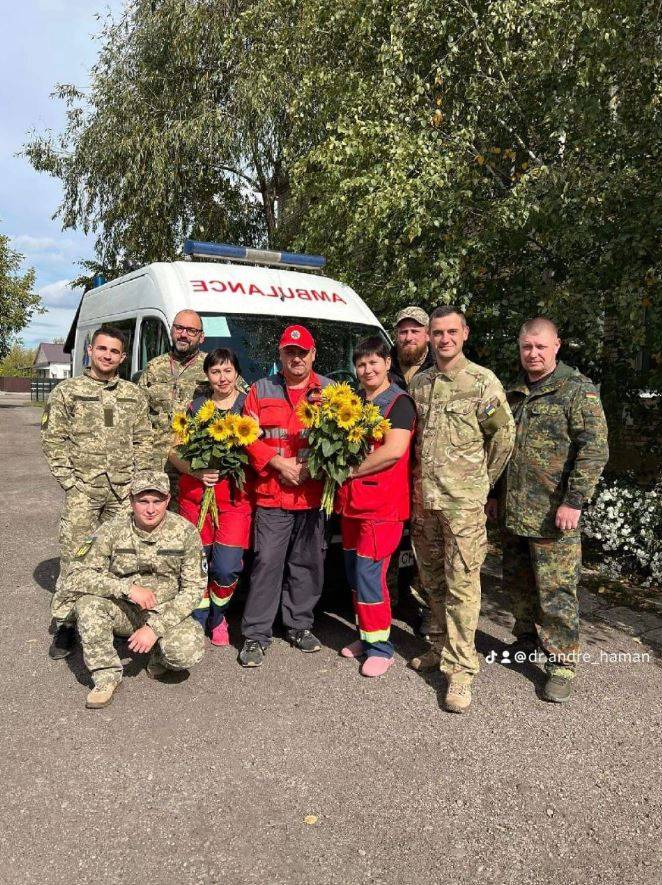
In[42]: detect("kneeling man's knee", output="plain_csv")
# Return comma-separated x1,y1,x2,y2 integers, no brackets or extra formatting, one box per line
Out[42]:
159,619,204,670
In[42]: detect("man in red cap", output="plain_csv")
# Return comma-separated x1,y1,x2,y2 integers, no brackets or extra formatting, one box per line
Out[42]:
239,325,332,667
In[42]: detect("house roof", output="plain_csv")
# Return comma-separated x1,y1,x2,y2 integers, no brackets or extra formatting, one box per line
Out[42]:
34,343,70,366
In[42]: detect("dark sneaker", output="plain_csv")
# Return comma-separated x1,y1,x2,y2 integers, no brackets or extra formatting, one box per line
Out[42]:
48,625,76,659
543,674,573,703
408,648,441,672
239,639,266,668
286,629,322,653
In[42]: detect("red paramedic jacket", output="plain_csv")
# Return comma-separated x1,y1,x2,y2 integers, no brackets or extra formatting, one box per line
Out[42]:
336,383,415,522
243,371,332,510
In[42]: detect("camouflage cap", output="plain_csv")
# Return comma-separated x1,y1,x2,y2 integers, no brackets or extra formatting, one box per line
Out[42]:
394,306,429,328
130,470,170,496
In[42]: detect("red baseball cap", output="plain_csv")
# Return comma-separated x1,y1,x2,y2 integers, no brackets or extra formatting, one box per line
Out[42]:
279,324,315,351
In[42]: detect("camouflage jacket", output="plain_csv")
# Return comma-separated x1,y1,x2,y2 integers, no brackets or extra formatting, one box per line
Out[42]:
499,361,609,537
410,355,515,516
62,511,206,637
41,369,153,490
138,350,210,463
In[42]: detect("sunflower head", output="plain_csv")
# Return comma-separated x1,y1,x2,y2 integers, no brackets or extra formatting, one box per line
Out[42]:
347,424,365,444
176,431,190,446
371,418,391,441
295,399,320,429
323,382,353,405
195,399,217,424
224,413,239,435
172,412,190,435
208,416,232,442
233,415,260,445
363,403,382,425
335,401,361,430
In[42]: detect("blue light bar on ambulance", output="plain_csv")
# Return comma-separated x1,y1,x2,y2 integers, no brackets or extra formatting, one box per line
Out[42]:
183,239,326,270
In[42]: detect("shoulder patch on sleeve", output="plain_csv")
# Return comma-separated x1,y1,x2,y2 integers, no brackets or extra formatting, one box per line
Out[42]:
479,400,510,434
41,405,50,428
75,538,95,559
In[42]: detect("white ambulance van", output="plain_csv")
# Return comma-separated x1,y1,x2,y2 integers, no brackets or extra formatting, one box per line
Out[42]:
71,240,388,382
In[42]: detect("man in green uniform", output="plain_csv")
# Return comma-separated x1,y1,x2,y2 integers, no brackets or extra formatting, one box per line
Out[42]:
138,310,209,503
42,326,153,660
62,470,206,709
487,317,609,703
409,306,515,713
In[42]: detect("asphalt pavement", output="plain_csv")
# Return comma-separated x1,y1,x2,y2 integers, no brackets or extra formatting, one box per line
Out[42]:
0,399,660,885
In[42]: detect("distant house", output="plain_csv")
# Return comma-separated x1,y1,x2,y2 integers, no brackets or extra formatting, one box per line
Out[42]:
33,343,72,380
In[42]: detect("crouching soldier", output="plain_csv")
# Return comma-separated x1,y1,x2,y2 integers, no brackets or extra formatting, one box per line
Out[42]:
62,471,206,709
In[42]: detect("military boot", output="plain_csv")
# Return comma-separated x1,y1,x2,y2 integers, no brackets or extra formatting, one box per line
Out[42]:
543,673,573,703
407,648,441,672
48,624,76,659
85,682,120,709
146,658,169,680
443,678,472,714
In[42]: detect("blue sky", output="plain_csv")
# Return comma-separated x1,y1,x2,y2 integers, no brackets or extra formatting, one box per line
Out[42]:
1,0,122,348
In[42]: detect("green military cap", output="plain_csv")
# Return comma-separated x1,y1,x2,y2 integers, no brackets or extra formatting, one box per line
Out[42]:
130,470,170,496
394,306,429,327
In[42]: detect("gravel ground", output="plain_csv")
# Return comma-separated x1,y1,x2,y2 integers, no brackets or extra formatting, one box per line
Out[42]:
0,402,660,885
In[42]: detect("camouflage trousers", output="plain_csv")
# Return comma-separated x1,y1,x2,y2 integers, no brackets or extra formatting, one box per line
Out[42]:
51,479,131,624
502,530,582,678
75,595,205,689
411,507,487,682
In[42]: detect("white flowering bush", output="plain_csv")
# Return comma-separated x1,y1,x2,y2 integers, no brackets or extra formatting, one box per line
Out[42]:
583,477,662,585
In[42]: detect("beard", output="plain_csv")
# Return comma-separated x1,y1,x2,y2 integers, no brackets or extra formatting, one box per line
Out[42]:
171,339,198,360
397,340,428,367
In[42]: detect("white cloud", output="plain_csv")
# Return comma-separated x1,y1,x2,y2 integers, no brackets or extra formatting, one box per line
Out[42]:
38,278,82,308
11,234,71,252
20,306,77,348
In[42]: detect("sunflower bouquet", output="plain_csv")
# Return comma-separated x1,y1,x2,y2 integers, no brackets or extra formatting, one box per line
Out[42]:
172,401,260,530
296,382,391,515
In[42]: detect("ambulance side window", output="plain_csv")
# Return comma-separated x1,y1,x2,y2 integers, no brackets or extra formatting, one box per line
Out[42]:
139,316,170,369
107,318,136,381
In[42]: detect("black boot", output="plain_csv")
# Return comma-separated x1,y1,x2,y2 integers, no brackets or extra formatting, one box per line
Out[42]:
48,624,76,659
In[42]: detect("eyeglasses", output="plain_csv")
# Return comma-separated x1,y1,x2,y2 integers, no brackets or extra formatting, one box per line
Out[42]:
172,323,203,336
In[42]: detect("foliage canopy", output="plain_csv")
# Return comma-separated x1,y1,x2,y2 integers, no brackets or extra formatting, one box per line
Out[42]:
0,232,41,360
24,0,661,429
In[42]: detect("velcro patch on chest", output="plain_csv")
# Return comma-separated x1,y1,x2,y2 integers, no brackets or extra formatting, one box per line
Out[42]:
157,548,185,555
104,407,114,427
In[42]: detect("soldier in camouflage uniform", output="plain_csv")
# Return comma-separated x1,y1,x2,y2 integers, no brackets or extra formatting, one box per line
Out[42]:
138,310,210,506
409,306,515,713
62,471,206,709
42,326,153,660
488,318,608,703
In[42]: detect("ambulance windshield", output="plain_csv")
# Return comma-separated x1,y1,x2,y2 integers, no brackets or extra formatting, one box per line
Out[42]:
200,313,388,384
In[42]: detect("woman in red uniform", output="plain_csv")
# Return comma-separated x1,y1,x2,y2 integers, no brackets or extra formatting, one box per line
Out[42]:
170,348,253,646
337,336,416,677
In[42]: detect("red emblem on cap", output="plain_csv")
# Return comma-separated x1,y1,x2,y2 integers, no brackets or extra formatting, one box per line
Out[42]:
279,325,315,350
